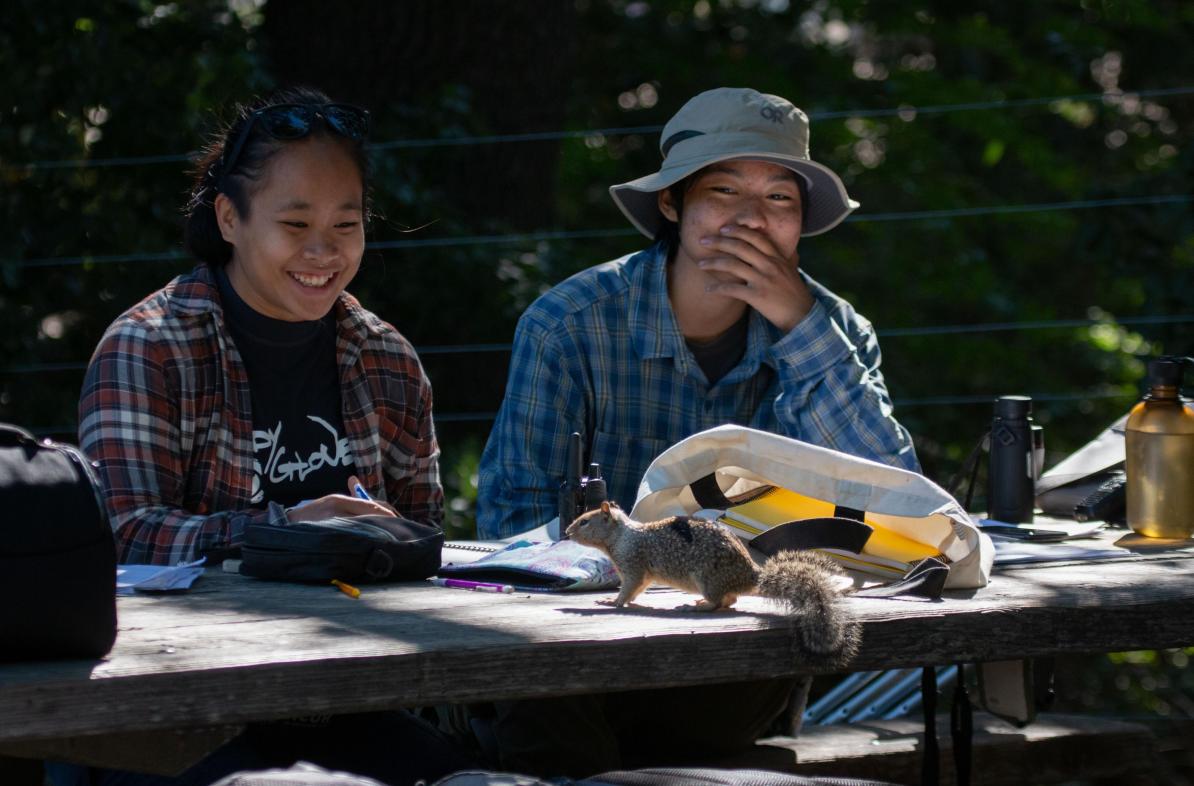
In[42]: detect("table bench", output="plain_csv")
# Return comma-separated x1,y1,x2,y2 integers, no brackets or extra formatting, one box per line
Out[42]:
3,538,1193,782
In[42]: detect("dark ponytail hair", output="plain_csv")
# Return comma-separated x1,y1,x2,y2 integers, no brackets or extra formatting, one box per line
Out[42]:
183,86,372,268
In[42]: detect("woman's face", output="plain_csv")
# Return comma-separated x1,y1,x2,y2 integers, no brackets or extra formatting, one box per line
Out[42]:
216,136,365,322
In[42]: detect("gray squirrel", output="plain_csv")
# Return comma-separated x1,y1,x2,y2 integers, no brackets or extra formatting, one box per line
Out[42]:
567,501,859,662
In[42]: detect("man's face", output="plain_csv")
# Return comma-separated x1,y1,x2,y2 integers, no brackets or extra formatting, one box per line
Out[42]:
658,159,803,289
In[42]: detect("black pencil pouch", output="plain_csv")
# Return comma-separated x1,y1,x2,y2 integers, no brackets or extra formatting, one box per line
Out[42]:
240,514,444,584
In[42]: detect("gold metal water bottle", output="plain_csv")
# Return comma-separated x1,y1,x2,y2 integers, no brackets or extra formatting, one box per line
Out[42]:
1125,357,1194,538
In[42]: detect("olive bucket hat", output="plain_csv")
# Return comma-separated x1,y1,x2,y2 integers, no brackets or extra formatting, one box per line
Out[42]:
609,87,859,238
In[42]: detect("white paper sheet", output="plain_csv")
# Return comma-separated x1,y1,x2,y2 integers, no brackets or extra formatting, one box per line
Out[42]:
116,558,206,595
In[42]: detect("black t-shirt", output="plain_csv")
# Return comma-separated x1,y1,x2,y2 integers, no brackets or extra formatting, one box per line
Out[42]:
216,269,355,508
686,310,750,386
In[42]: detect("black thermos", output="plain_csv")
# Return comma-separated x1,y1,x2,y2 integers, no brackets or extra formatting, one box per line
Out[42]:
987,395,1037,523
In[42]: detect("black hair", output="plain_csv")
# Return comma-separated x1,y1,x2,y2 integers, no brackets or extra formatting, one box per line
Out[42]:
183,86,372,268
652,176,693,259
652,164,810,259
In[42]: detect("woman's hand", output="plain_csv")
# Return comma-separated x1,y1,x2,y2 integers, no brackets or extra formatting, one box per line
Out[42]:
286,475,398,522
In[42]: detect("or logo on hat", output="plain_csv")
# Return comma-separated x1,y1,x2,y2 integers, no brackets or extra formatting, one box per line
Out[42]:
759,104,785,123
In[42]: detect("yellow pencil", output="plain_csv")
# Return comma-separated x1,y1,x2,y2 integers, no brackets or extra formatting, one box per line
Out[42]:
331,579,361,599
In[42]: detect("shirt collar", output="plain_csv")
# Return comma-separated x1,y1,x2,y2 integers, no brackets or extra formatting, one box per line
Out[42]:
170,264,386,339
626,243,779,378
628,243,685,361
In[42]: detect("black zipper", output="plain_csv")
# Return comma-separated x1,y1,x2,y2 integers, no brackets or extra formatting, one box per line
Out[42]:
303,518,400,543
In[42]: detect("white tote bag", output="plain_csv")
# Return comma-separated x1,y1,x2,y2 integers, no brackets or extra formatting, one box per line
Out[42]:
630,425,994,589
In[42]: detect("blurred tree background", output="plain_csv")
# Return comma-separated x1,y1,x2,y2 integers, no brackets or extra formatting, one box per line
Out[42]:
3,0,1194,732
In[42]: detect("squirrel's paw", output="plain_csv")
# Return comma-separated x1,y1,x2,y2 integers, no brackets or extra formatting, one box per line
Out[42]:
677,599,732,612
598,597,646,609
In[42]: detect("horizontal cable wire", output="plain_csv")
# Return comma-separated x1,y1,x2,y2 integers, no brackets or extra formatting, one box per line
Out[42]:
11,152,195,171
5,315,1192,376
3,361,89,374
435,412,501,423
434,389,1143,421
22,388,1141,435
856,194,1193,223
893,389,1137,408
2,343,518,375
366,227,636,250
16,250,190,268
370,125,664,151
809,85,1194,119
442,388,1143,420
880,313,1194,337
8,86,1193,172
12,229,640,268
11,193,1192,269
416,343,513,355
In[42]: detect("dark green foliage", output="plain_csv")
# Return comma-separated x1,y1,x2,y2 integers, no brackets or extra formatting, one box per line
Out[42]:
555,0,1194,485
3,0,1194,729
3,1,1193,523
1,0,265,432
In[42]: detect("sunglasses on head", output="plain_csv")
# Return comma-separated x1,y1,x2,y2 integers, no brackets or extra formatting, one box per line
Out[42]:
218,103,371,189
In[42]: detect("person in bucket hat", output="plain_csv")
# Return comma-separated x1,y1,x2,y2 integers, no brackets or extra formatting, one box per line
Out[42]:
610,86,858,240
479,86,916,538
473,87,919,776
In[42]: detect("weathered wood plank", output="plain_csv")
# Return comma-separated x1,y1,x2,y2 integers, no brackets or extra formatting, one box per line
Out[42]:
2,552,1193,744
0,726,242,776
713,713,1159,785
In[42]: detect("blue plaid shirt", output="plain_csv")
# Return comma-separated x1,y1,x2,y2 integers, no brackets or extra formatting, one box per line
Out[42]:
476,243,919,539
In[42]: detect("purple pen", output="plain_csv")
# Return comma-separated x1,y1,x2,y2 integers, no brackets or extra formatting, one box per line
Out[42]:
430,577,515,594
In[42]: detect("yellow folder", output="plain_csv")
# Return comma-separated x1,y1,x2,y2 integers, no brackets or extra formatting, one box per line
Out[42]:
720,486,941,574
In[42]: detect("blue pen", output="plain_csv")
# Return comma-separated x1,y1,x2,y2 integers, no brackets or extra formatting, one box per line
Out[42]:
353,482,372,501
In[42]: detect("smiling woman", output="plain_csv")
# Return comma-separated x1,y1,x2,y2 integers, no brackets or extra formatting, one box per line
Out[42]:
69,85,473,786
78,86,436,562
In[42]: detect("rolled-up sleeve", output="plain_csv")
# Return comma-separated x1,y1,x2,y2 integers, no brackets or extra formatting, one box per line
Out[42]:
79,319,280,565
764,299,920,472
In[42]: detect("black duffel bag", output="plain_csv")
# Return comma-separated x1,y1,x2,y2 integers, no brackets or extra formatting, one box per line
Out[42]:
240,515,444,584
0,423,117,660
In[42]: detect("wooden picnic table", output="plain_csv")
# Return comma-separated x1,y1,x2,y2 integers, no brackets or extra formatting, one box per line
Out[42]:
2,532,1194,774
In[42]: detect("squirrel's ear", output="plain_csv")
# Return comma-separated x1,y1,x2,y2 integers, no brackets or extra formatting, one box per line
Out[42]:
601,500,611,513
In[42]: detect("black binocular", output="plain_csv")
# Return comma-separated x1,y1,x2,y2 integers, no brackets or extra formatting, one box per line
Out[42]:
987,395,1043,523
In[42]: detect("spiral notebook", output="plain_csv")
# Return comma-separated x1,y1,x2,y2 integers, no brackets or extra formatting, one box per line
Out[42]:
437,539,619,591
441,540,505,566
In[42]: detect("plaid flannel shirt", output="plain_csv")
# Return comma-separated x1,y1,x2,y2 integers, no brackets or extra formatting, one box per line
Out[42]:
476,243,919,539
79,264,442,565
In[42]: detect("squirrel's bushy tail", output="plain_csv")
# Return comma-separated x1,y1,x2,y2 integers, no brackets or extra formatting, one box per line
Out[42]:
756,550,859,664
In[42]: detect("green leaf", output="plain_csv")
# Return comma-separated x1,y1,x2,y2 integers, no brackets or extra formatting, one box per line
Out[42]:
981,139,1005,167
